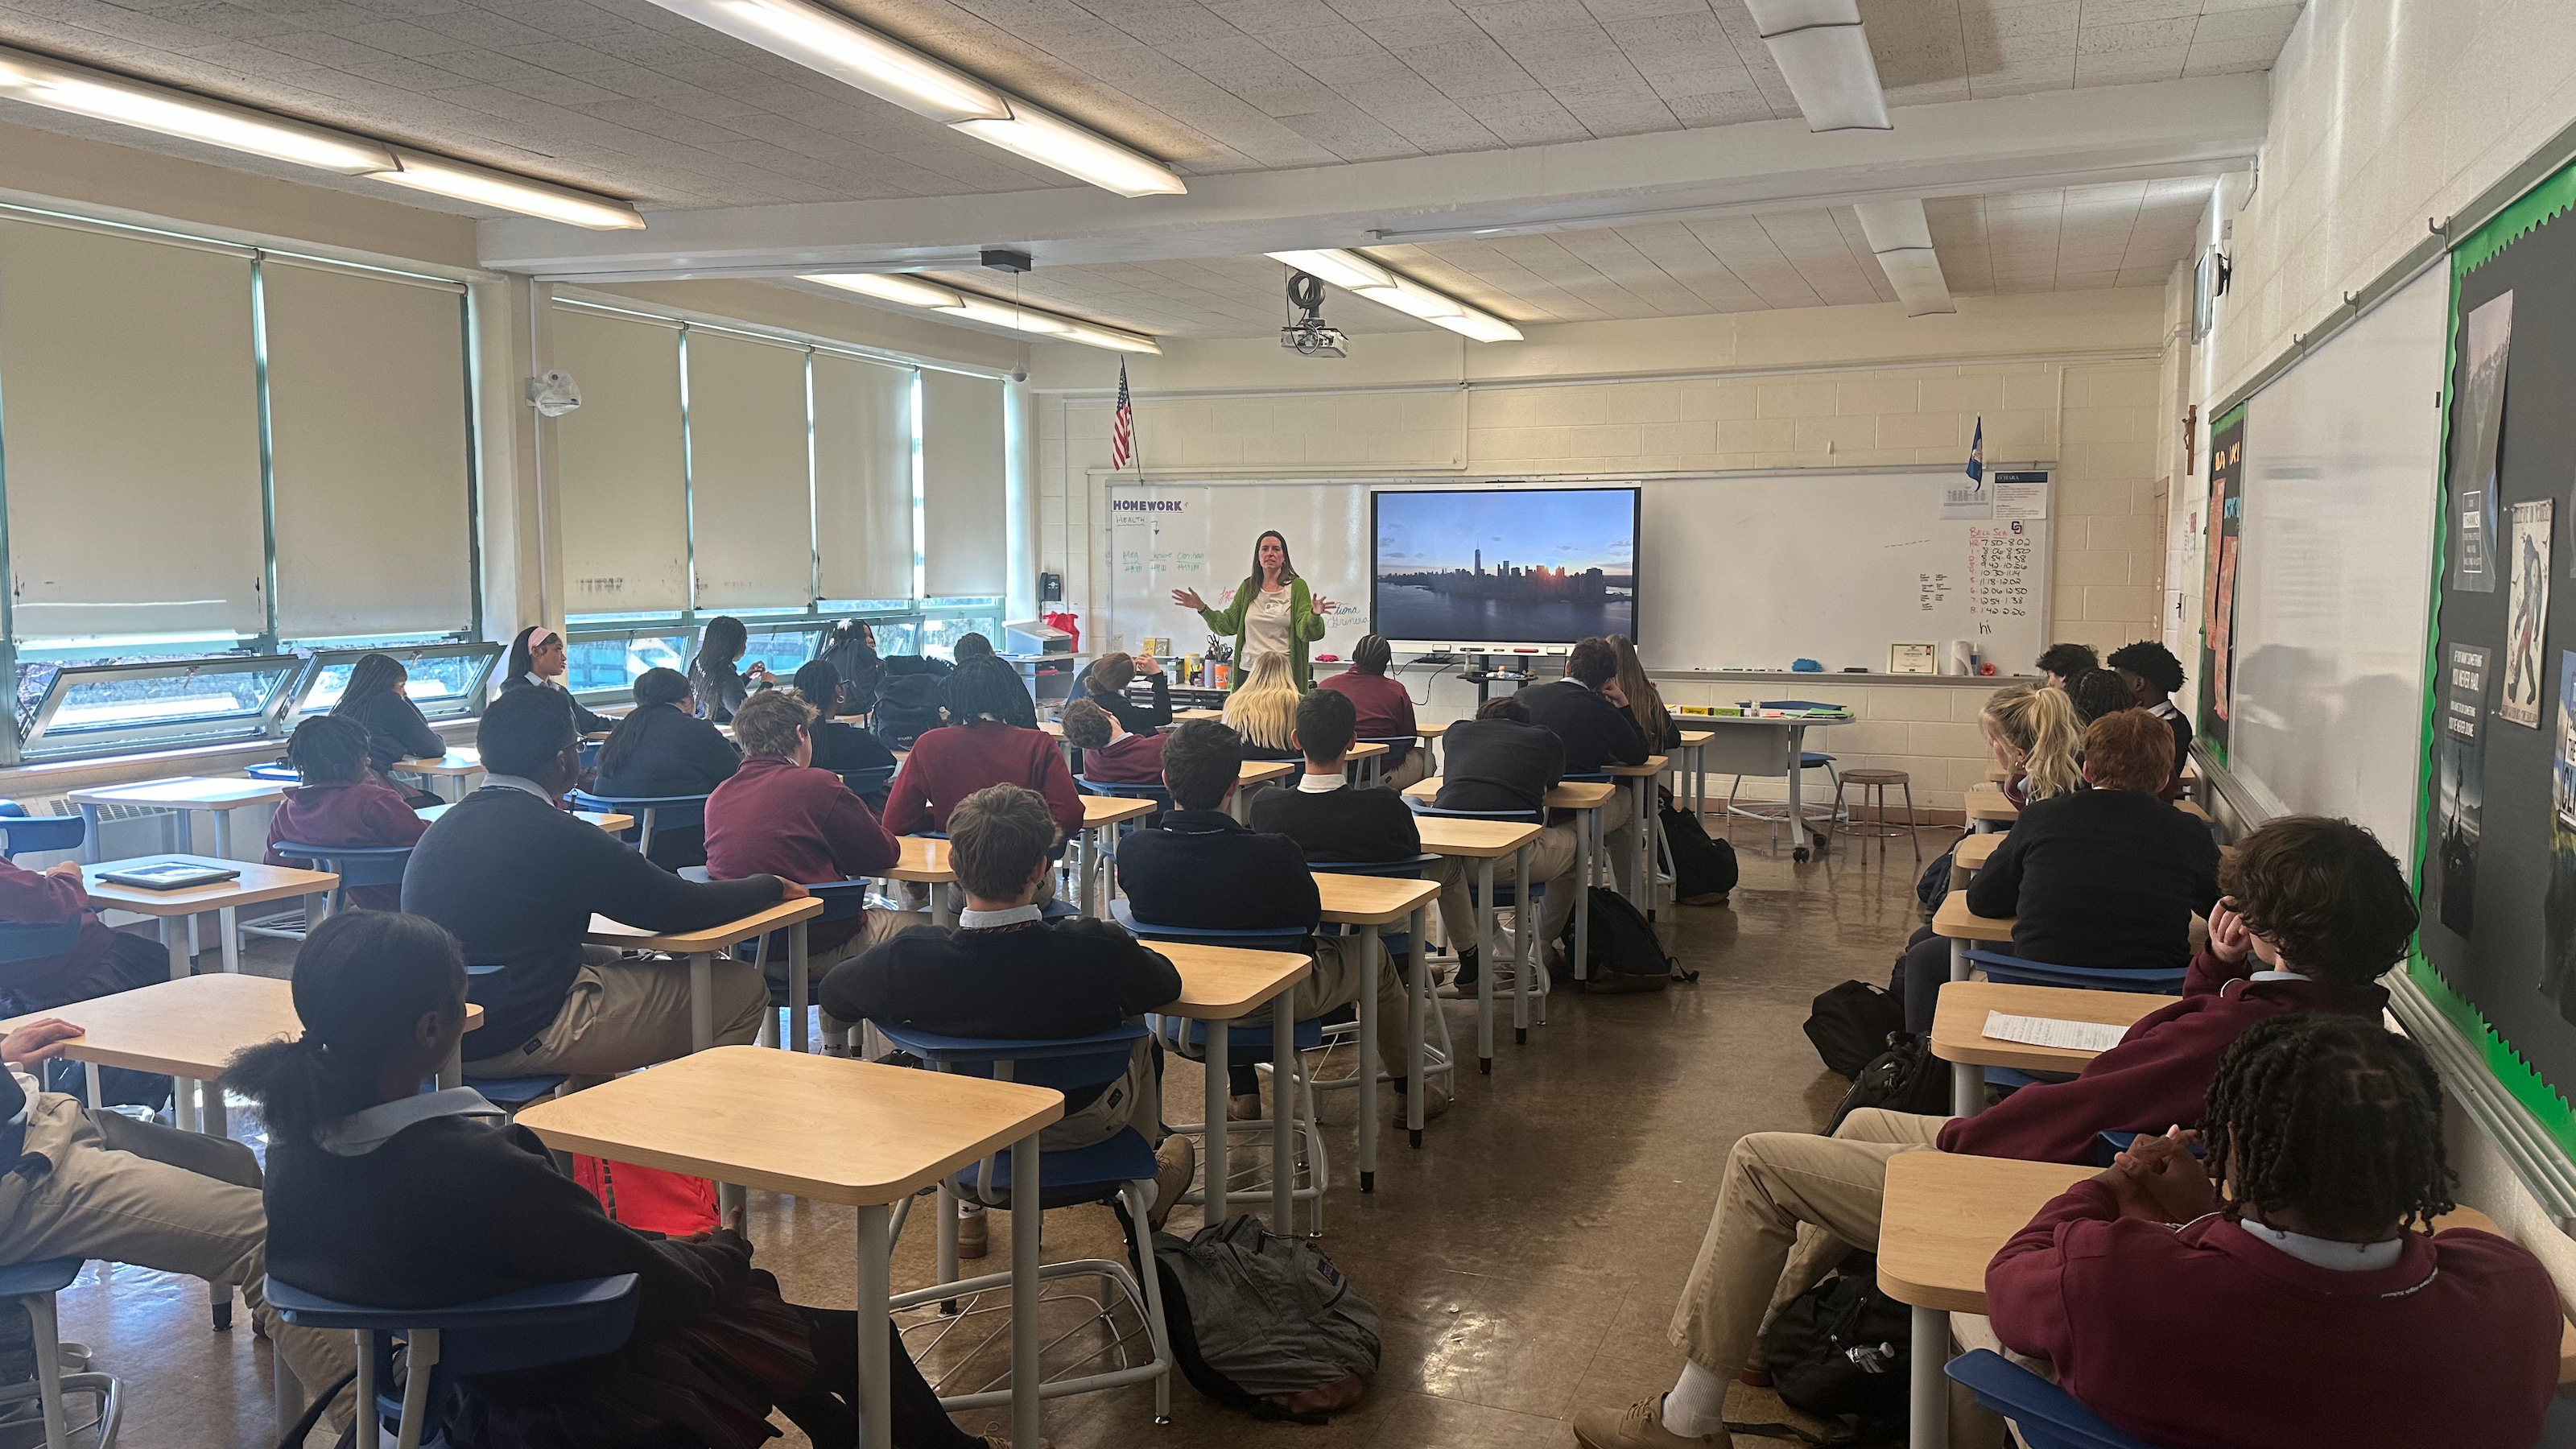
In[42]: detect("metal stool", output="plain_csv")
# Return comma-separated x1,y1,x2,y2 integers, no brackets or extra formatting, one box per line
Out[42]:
1832,768,1920,859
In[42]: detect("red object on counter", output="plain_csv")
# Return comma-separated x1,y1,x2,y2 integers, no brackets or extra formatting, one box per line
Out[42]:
1042,611,1080,650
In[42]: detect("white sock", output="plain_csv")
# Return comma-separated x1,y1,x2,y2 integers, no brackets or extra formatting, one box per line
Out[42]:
1663,1360,1730,1437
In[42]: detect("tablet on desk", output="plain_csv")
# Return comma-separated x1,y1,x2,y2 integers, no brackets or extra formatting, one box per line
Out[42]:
98,861,241,890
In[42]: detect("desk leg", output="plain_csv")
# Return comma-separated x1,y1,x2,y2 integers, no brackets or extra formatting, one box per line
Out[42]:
788,923,810,1055
1356,923,1380,1194
689,952,713,1054
1572,813,1592,984
933,884,957,930
213,809,235,861
1909,1304,1949,1449
76,804,101,865
1951,1060,1981,1118
1203,1018,1229,1225
1010,1135,1043,1449
1786,724,1810,862
218,905,240,974
1272,998,1298,1234
1406,906,1426,1149
159,917,195,1131
856,1203,893,1449
1635,775,1653,914
1473,858,1494,1075
1947,937,1967,983
1513,844,1531,1043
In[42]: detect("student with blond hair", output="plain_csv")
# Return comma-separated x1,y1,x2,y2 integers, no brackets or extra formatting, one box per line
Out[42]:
1980,683,2082,807
1221,649,1304,759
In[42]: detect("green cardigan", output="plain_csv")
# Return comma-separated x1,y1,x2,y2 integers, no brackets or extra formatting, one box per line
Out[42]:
1195,576,1327,691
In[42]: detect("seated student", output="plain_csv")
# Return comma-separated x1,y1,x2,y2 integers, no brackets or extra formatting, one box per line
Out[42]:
1980,683,2081,810
1117,721,1410,1119
886,663,1084,862
404,686,798,1080
1249,687,1422,865
1220,650,1305,760
1571,812,2415,1449
704,691,924,1009
821,782,1194,1216
1071,650,1174,736
1989,1015,2561,1449
1517,636,1649,893
2108,638,2194,792
0,857,165,1019
594,667,742,869
1315,635,1425,789
229,911,993,1449
2066,666,2136,729
1609,634,1681,751
0,1015,353,1417
1896,710,2219,1035
688,615,775,724
1060,696,1166,786
789,658,899,781
2035,641,2099,688
1430,695,1582,985
819,617,884,715
264,714,429,912
941,633,1038,729
498,624,612,734
329,651,445,797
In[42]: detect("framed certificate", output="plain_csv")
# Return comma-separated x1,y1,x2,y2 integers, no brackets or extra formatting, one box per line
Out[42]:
1889,642,1938,675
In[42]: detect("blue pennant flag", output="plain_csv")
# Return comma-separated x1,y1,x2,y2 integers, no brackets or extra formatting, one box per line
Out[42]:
1964,416,1984,484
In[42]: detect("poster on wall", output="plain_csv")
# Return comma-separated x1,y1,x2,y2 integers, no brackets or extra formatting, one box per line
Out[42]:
2453,291,2513,593
2545,652,2576,1022
2432,642,2491,937
2505,499,2556,727
2196,407,2245,758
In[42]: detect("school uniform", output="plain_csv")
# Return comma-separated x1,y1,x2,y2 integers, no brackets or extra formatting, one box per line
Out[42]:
689,657,756,724
2149,697,2194,795
1988,1178,2561,1449
821,906,1182,1146
881,721,1084,838
1430,718,1583,947
1520,678,1649,895
497,671,612,735
1249,774,1421,864
263,778,430,911
703,755,924,983
1079,730,1167,786
401,776,782,1077
805,718,898,780
1316,671,1426,788
595,702,742,869
334,687,445,775
0,856,163,1013
1073,663,1172,735
941,655,1038,729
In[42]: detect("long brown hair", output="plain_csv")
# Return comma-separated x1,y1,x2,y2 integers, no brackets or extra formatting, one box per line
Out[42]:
1608,636,1669,745
1237,529,1298,605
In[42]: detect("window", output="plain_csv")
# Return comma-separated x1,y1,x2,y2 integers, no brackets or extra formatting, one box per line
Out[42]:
564,630,692,700
19,656,305,762
287,642,501,721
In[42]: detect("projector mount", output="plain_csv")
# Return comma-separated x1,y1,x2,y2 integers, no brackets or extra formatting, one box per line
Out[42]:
1281,270,1348,358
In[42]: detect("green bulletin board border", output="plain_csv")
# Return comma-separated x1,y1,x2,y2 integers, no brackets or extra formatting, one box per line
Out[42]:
2408,154,2576,1158
2196,400,2246,773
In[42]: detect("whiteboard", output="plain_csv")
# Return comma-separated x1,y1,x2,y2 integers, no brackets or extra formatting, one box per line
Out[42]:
2229,266,2447,854
1099,473,2052,675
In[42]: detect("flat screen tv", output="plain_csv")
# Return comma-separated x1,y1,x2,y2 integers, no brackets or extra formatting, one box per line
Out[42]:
1370,486,1640,646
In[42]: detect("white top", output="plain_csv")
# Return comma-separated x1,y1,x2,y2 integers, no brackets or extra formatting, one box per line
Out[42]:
1244,585,1294,664
2236,1216,2405,1272
317,1087,503,1157
958,903,1045,930
1296,773,1347,795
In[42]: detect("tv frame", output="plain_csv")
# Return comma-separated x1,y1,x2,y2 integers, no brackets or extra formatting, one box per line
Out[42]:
1367,484,1643,650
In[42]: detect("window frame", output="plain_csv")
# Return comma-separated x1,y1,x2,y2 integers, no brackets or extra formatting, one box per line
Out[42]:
284,640,503,723
562,599,1001,707
17,653,308,762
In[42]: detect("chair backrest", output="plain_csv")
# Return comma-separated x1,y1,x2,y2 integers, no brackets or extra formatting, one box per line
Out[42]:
1944,1349,2161,1449
0,803,85,861
837,764,897,795
0,919,84,965
1307,854,1439,880
1963,949,2185,995
270,840,415,891
568,790,708,851
1407,799,1544,827
1108,897,1309,952
1080,777,1171,805
244,763,301,783
872,1021,1146,1095
1356,736,1414,765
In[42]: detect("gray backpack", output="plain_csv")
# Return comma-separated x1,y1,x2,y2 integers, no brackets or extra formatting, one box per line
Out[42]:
1150,1214,1381,1421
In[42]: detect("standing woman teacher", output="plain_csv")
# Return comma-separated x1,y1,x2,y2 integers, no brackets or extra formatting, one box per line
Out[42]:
1170,530,1333,691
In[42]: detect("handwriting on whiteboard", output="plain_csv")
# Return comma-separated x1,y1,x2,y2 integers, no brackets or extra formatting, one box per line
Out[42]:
1968,521,2036,637
1918,572,1952,612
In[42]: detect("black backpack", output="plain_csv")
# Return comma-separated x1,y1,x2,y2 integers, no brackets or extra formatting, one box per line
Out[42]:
1828,1032,1951,1130
871,674,945,747
1559,886,1696,993
1149,1216,1381,1422
1804,980,1906,1080
1752,1252,1908,1446
1662,802,1738,901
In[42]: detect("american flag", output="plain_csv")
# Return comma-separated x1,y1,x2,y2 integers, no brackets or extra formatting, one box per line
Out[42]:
1111,361,1135,472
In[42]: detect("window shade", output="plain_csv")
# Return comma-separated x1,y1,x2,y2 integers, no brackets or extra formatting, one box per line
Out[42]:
0,217,266,639
263,260,473,639
920,370,1006,598
813,353,914,603
684,330,811,609
552,304,687,615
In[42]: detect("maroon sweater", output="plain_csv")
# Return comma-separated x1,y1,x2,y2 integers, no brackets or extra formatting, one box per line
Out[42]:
265,779,430,911
0,857,116,1001
1080,731,1166,786
882,723,1083,838
1938,950,2388,1162
1988,1179,2561,1449
1315,670,1417,741
703,756,902,952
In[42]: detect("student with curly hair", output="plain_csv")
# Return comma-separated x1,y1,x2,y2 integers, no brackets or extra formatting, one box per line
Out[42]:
1989,1015,2561,1449
2109,638,2194,789
2034,642,2099,687
264,714,429,911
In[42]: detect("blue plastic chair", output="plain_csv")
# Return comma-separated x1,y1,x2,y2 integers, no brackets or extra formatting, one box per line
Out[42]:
1963,948,2186,995
567,791,709,858
0,803,85,861
456,966,569,1111
270,841,415,919
1944,1349,2159,1449
243,762,300,783
869,1023,1176,1420
0,1257,118,1449
836,764,897,796
1077,776,1170,807
266,1274,642,1449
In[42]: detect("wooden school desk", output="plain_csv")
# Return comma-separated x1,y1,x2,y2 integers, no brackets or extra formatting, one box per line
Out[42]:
84,856,336,986
1230,759,1297,823
1602,755,1669,912
392,749,484,803
584,896,823,1053
886,836,959,927
68,777,283,865
1674,729,1714,815
1155,942,1312,1232
1930,890,2014,993
1415,719,1448,777
1073,793,1155,916
415,802,635,833
515,1048,1063,1449
1948,831,2004,890
1314,872,1439,1192
1344,739,1391,784
1962,785,2017,833
1412,816,1542,1097
1405,776,1618,983
1929,980,2164,1117
2,974,484,1134
1173,707,1223,723
1876,1152,2576,1449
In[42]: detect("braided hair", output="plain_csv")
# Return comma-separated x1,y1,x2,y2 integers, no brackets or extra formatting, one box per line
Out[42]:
2202,1013,2456,1239
286,713,374,785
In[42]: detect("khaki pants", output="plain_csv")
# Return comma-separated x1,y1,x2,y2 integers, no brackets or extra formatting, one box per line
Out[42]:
1377,751,1431,792
767,910,931,1033
1043,1039,1160,1150
0,1095,352,1407
1222,935,1410,1089
1431,824,1582,956
464,946,770,1078
1666,1108,1950,1376
1601,780,1641,896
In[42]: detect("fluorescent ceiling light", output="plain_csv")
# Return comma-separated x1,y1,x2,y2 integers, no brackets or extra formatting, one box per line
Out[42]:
642,0,1007,124
1741,0,1890,132
0,43,395,174
1262,249,1523,342
800,272,1162,353
953,104,1188,198
376,150,644,231
1850,199,1954,316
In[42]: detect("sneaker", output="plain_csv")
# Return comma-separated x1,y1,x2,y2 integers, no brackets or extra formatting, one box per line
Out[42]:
1389,1079,1451,1125
1227,1092,1265,1121
1148,1136,1197,1231
955,1207,987,1261
1571,1393,1724,1449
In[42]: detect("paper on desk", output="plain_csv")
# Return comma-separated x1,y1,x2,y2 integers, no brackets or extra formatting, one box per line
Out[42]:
1982,1011,2125,1053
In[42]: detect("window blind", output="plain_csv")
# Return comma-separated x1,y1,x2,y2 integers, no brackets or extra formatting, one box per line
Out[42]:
919,369,1006,598
684,329,811,610
812,353,915,603
551,304,687,615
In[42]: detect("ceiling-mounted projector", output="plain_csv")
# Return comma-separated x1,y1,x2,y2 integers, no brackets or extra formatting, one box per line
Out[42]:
1280,270,1346,358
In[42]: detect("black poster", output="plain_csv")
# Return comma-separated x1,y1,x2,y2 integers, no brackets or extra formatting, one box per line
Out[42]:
2197,408,2244,760
2431,643,2490,936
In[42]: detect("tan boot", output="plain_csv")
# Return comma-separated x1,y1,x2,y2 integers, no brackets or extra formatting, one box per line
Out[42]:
1148,1135,1197,1232
1571,1393,1726,1449
956,1204,987,1260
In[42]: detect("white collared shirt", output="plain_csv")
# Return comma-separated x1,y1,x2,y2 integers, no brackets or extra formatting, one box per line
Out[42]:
2238,1216,2405,1271
2248,968,2307,983
479,774,559,803
1296,771,1348,795
6,1064,34,1128
958,903,1046,931
316,1087,505,1157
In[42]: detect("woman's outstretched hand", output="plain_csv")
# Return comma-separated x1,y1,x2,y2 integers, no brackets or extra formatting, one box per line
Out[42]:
1170,588,1207,612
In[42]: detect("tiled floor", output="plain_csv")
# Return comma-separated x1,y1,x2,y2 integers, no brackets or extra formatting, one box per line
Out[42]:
44,825,1942,1449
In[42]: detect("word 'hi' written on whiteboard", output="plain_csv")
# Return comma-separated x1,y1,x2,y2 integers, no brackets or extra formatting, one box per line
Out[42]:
1968,521,2037,637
